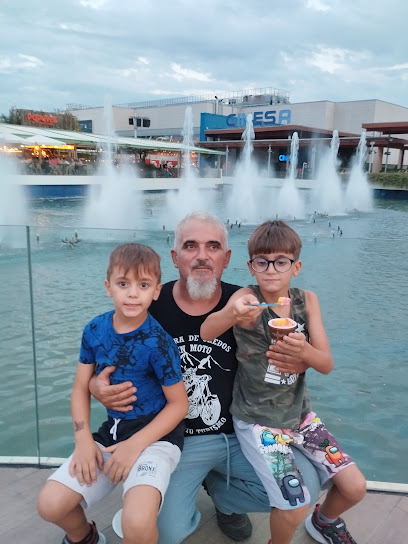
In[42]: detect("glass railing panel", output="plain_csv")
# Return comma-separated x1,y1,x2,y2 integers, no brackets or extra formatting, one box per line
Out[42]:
31,225,177,460
298,237,407,485
1,223,407,486
223,235,407,485
0,225,39,460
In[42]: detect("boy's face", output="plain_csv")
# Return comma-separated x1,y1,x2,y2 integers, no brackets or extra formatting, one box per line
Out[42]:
105,266,162,325
247,251,302,296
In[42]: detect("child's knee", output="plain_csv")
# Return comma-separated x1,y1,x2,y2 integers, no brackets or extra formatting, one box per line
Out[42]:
122,512,158,543
348,471,366,502
37,483,61,521
37,481,79,523
272,504,308,529
334,466,367,504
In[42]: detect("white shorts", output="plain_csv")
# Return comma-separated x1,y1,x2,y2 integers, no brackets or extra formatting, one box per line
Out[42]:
48,440,181,509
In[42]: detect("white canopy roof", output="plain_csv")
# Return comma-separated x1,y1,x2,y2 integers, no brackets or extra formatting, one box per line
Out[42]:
0,123,224,155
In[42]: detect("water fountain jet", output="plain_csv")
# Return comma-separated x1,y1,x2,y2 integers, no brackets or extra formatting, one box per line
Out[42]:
312,130,345,215
0,154,27,246
164,107,215,228
226,113,265,224
276,132,305,219
83,96,143,232
344,130,373,212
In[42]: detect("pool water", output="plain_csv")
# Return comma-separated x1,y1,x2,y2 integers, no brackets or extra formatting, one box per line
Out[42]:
0,188,407,484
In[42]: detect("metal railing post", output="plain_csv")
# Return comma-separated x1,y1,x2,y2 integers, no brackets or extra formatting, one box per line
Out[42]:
26,225,41,465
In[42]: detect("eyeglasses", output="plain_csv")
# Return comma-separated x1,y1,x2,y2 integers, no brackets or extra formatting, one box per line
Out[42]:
249,257,295,273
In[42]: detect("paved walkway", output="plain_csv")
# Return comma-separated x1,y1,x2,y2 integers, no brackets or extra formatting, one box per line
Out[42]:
1,465,407,543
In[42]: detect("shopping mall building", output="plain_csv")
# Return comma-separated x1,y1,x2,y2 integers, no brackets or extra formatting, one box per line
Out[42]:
68,87,408,174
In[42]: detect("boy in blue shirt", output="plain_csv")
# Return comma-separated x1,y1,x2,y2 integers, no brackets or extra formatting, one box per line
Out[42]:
37,243,188,544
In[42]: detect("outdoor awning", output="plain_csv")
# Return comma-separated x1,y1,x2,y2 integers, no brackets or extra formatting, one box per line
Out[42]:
0,123,225,155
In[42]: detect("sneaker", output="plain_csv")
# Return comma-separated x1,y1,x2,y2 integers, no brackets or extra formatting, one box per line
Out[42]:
61,521,106,544
305,504,357,544
215,508,252,541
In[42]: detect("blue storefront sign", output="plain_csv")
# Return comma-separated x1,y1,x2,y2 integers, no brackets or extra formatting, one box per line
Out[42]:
226,109,291,128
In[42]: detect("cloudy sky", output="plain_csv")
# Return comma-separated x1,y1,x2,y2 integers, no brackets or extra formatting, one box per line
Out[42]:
1,0,408,115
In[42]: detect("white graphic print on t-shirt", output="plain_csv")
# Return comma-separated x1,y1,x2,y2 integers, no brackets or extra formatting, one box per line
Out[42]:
174,336,232,434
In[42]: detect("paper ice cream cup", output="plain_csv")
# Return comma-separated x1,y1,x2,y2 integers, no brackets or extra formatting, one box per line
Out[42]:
268,317,297,342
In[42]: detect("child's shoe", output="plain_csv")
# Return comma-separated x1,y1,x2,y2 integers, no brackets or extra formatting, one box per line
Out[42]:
61,521,106,544
305,504,357,543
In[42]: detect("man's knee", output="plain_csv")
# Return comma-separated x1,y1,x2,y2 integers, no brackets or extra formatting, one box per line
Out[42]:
157,506,200,544
293,450,321,503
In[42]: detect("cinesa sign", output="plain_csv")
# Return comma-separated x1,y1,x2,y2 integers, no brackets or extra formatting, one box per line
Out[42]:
226,109,291,128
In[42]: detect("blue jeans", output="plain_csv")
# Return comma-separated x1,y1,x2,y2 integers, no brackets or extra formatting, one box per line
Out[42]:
157,433,321,544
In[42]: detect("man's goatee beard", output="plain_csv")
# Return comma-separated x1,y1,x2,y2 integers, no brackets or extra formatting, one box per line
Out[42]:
187,276,217,300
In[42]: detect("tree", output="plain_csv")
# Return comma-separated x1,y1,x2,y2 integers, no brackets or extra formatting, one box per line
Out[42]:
55,110,80,131
0,106,22,125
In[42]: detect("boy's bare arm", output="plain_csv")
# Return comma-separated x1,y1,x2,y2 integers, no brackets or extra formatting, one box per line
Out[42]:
89,365,137,412
102,380,189,484
200,288,264,340
70,363,103,485
301,290,333,373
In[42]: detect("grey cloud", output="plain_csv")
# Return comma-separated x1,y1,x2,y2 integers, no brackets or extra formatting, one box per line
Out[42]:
0,0,407,113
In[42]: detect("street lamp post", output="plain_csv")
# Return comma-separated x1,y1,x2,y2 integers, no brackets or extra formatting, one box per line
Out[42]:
384,142,391,173
267,145,272,177
311,146,317,178
368,141,375,173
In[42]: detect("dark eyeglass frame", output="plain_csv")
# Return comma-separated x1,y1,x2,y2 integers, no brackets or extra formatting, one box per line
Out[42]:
249,257,296,273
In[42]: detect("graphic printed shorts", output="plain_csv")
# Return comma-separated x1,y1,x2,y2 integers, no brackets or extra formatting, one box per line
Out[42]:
233,412,354,510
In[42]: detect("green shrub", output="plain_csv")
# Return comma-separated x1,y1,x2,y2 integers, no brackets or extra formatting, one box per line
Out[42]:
367,172,408,189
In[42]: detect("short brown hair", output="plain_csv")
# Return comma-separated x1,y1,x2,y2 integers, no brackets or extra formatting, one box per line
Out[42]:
107,243,161,282
248,220,302,260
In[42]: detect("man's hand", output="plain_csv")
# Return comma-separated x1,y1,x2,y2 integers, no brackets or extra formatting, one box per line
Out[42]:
266,334,309,374
89,366,137,412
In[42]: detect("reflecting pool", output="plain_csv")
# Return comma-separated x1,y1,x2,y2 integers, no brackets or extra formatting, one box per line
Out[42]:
0,187,407,485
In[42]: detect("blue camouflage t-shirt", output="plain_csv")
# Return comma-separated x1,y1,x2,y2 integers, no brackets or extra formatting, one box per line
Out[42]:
80,310,183,421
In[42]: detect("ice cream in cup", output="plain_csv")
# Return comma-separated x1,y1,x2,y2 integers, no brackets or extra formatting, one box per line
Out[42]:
268,317,297,342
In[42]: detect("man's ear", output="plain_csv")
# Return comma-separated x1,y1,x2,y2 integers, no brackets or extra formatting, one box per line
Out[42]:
171,249,178,268
105,279,112,297
224,249,232,269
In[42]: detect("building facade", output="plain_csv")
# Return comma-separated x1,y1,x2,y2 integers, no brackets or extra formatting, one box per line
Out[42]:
68,88,408,173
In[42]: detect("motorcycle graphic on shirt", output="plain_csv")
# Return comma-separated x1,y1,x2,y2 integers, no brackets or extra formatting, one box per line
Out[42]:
182,367,221,425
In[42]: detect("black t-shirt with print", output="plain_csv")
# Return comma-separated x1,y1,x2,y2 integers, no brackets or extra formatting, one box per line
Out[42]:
150,281,240,436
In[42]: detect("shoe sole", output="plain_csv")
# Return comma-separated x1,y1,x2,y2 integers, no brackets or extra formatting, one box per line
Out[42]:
216,521,252,541
112,508,123,538
97,533,106,544
218,533,252,542
305,514,329,544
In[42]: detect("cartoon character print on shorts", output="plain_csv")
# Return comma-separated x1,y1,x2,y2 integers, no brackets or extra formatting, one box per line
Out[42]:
298,412,354,475
255,425,309,507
